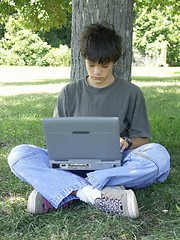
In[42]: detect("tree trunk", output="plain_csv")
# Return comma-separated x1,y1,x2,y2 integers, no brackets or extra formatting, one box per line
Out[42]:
71,0,134,82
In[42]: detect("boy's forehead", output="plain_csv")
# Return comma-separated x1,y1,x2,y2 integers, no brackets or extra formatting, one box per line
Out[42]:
86,59,112,65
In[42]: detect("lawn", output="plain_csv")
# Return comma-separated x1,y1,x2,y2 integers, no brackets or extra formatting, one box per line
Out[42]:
0,67,180,240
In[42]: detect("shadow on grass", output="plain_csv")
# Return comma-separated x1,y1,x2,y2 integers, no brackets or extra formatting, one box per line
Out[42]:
132,76,180,82
0,78,70,86
172,71,180,75
1,82,180,240
142,85,179,149
0,93,57,149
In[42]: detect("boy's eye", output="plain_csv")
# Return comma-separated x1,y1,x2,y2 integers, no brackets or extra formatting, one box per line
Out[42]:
87,62,109,68
88,62,95,67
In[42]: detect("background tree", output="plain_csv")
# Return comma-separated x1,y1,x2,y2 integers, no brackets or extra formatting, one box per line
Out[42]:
0,0,134,82
0,16,71,66
0,0,71,31
39,13,72,48
134,2,180,66
0,0,179,68
134,0,179,16
71,0,134,82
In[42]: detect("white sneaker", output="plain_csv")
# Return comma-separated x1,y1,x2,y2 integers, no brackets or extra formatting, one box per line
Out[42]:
95,186,139,219
27,190,54,214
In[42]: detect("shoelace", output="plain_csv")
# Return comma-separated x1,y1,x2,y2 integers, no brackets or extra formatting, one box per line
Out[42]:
96,196,123,215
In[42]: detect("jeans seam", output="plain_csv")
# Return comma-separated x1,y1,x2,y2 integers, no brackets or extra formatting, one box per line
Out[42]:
10,151,40,168
133,152,160,177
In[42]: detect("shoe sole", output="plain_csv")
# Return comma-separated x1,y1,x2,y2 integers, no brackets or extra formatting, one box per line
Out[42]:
125,190,139,219
27,190,37,214
27,190,44,214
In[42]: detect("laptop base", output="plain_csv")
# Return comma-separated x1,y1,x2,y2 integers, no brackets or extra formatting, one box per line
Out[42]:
50,159,121,170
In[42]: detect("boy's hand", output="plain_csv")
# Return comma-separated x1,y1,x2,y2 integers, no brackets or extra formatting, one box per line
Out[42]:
120,137,149,152
120,137,129,152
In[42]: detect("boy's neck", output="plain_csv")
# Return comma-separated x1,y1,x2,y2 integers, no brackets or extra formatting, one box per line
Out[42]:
86,75,115,88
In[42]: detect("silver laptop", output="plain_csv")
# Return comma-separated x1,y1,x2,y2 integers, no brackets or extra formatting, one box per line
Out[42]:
42,117,122,170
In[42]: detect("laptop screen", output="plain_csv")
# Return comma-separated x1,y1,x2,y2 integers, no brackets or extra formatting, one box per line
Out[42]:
42,117,122,170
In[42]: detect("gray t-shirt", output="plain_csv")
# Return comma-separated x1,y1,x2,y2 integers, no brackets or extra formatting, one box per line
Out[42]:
54,77,151,138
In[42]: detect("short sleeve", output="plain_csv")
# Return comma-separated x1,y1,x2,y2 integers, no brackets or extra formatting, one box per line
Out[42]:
128,88,151,138
53,85,68,117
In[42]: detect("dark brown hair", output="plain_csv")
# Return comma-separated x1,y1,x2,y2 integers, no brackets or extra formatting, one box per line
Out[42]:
80,22,122,64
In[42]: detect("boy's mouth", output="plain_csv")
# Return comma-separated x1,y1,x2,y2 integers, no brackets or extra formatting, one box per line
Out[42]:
94,77,102,80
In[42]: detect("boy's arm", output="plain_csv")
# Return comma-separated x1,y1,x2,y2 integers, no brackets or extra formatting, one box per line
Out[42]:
120,137,149,152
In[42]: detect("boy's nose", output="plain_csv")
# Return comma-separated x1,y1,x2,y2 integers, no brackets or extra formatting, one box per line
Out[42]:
94,67,101,75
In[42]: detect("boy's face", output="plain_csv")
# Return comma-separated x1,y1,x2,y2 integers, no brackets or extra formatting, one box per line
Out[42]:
85,59,115,88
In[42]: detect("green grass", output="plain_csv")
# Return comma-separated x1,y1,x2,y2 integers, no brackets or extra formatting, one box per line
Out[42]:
0,71,180,240
132,76,180,83
0,78,69,86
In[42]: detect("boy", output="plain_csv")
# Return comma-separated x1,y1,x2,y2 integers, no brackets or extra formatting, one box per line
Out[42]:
8,22,170,219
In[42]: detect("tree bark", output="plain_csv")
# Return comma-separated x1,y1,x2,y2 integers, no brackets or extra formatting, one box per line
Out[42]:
71,0,134,82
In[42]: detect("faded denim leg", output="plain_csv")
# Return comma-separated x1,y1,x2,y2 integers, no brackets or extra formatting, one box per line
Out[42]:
8,144,89,208
86,143,170,189
8,143,170,209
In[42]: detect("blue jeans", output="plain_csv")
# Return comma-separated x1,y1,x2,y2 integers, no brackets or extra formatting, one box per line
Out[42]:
8,143,170,209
